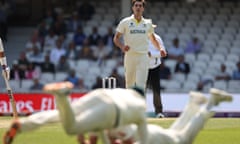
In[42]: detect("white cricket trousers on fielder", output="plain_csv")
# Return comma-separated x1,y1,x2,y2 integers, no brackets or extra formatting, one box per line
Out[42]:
124,52,149,91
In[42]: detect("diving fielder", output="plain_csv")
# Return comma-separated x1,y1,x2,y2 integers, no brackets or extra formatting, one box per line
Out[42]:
3,82,148,144
108,88,233,144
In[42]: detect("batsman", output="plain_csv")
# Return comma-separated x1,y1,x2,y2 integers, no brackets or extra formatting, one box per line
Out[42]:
0,38,18,118
0,38,10,80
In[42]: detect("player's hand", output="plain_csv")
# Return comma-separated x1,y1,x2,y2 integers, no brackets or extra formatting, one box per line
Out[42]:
160,49,167,57
122,45,130,52
2,65,10,80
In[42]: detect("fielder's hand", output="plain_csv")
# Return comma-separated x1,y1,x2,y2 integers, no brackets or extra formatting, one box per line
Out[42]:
122,45,130,52
2,65,10,80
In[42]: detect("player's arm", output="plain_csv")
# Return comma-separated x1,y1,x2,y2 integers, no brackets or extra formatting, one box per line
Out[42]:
113,32,129,52
149,34,167,57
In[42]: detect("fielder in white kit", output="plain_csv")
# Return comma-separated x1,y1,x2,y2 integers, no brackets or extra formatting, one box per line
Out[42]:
3,82,148,144
107,88,233,144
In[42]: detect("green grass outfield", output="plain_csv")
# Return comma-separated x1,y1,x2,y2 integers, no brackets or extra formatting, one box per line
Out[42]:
0,117,240,144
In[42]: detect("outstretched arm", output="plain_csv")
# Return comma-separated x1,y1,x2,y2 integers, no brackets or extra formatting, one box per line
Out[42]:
3,110,60,144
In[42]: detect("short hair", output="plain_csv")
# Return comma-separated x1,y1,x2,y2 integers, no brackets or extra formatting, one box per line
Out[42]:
132,0,146,7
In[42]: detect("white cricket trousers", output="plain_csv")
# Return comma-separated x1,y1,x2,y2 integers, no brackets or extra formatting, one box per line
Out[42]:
124,52,149,91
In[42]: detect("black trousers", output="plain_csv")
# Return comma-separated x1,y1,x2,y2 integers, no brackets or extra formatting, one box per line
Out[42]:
147,65,163,114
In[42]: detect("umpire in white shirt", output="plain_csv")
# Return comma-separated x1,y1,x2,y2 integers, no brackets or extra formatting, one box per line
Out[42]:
147,33,166,118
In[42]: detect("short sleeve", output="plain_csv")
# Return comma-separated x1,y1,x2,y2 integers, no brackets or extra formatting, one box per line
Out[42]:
116,19,125,34
149,25,154,34
147,19,154,35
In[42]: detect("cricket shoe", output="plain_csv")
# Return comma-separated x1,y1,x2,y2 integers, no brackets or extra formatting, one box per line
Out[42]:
3,120,20,144
43,82,74,96
189,91,207,105
156,113,165,118
209,88,233,106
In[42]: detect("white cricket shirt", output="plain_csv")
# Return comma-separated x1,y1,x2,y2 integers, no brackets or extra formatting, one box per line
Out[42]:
116,15,154,53
148,34,165,69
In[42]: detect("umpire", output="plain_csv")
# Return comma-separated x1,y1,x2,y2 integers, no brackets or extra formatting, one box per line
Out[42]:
147,33,166,118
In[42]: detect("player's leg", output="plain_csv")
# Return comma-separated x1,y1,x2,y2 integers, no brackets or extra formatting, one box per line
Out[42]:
3,110,59,144
180,107,214,144
148,65,163,116
179,89,233,144
43,82,79,134
124,53,136,88
136,54,149,92
206,88,232,110
170,91,207,130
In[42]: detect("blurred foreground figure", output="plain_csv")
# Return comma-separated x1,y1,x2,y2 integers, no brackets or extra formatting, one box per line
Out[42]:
3,82,148,144
108,88,232,144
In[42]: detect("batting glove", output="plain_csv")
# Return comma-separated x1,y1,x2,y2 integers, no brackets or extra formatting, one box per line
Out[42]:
2,65,10,80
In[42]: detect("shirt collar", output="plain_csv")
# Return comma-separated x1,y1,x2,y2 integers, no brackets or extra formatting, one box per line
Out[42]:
130,14,144,24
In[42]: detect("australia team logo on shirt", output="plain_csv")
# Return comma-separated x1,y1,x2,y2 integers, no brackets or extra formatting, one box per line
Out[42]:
129,22,134,27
